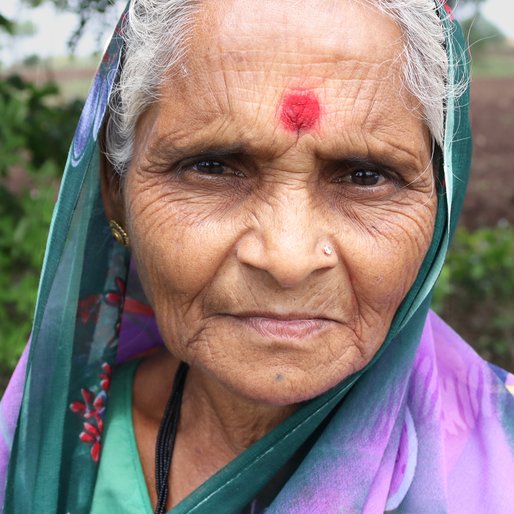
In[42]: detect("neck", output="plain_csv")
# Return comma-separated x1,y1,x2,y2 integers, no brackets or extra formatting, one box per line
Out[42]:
136,350,296,458
133,351,297,508
182,364,296,456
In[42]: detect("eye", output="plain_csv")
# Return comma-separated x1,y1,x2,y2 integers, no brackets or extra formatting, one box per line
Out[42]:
350,170,383,186
193,160,227,175
190,159,245,177
333,169,388,187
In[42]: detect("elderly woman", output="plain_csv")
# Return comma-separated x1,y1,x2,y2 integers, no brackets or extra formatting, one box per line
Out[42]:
2,0,514,512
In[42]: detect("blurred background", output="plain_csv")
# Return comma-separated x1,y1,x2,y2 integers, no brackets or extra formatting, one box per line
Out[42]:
0,0,513,392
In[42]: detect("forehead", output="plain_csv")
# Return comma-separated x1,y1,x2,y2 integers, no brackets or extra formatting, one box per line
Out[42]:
142,0,426,160
210,0,403,64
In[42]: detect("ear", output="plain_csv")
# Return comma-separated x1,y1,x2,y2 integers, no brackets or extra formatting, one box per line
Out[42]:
99,119,126,225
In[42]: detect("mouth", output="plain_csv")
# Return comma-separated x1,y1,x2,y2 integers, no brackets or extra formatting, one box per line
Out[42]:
226,311,337,341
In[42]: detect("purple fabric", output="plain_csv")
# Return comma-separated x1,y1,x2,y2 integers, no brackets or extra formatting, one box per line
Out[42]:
116,312,163,363
3,306,514,512
0,341,30,507
266,311,514,512
116,258,164,363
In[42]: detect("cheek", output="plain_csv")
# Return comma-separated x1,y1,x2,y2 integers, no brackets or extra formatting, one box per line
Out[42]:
121,165,437,404
340,199,436,320
123,172,238,306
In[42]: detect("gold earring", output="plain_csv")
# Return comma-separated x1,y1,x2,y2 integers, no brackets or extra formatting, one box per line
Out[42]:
109,220,130,247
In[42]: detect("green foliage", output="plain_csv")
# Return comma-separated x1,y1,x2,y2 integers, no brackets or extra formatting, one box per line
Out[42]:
433,225,514,369
0,13,15,35
461,13,506,52
0,75,82,173
0,75,81,377
0,168,56,371
471,53,514,78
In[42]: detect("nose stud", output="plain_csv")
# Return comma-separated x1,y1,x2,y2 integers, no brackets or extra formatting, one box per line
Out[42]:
322,244,334,256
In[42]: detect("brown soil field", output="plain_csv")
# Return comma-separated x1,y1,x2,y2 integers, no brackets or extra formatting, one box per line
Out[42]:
461,77,514,229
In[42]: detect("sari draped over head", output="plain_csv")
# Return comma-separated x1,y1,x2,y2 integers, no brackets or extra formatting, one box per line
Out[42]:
2,2,514,513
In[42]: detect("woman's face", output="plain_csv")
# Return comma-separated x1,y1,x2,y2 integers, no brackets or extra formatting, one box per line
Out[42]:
118,0,437,405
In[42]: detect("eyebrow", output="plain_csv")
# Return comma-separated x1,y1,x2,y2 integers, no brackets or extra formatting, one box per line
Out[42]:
144,126,428,176
145,130,272,165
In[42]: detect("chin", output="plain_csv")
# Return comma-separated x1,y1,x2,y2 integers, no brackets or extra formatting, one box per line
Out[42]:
209,359,358,407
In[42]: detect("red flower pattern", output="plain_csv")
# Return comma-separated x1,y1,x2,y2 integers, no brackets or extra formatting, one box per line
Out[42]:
78,277,126,324
70,362,113,462
77,295,101,323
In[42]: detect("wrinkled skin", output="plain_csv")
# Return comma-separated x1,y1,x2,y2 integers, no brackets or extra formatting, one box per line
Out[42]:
103,0,437,506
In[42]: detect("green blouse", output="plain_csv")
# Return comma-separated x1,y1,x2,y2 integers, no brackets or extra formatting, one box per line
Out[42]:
91,359,154,514
90,359,312,514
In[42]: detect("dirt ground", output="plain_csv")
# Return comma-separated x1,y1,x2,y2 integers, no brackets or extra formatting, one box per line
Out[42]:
460,77,514,229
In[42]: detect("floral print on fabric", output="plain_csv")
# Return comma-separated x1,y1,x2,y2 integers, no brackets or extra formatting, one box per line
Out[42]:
78,276,126,333
70,363,113,462
71,274,127,462
0,9,129,512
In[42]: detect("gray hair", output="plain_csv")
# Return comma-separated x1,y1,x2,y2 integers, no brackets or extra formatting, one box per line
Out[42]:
105,0,456,174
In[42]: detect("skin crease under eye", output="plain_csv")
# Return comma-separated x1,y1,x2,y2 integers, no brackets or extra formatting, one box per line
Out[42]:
101,0,438,509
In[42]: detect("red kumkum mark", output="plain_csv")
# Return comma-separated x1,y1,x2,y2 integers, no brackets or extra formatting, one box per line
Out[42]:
280,92,320,133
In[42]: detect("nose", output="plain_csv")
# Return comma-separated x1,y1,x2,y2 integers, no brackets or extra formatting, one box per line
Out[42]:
236,194,338,288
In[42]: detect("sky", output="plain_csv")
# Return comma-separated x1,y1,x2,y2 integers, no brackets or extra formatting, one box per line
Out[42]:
0,0,123,65
1,0,514,66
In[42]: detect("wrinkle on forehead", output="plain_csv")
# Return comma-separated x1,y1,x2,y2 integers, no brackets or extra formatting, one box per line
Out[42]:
182,0,413,126
138,0,428,175
203,0,403,63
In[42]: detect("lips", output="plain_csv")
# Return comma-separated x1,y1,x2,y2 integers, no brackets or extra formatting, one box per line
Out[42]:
227,312,336,341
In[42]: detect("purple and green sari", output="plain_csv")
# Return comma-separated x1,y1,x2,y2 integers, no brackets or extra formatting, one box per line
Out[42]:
1,2,514,513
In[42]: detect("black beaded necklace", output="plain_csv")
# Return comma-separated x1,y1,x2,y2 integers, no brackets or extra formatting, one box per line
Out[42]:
154,362,189,514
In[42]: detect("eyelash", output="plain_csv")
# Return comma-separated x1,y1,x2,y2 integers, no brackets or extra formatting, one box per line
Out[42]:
178,158,402,191
333,169,393,187
190,160,244,177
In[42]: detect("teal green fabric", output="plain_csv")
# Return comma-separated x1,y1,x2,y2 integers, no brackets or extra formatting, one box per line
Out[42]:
1,3,477,514
91,359,153,514
3,17,129,512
